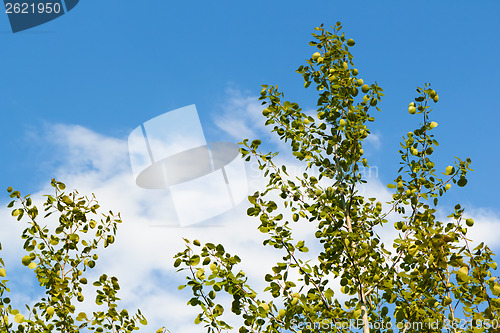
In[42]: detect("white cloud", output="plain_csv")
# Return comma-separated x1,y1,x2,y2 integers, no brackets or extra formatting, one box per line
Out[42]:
0,117,285,331
459,208,500,248
213,87,267,142
1,90,499,332
365,131,381,151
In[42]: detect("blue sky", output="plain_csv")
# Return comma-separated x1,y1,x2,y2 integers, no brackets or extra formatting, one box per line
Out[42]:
1,1,499,331
2,0,499,208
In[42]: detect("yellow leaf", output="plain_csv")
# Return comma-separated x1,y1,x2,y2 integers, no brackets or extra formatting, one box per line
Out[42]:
14,314,24,323
493,284,500,296
46,306,55,316
21,255,31,266
457,266,468,276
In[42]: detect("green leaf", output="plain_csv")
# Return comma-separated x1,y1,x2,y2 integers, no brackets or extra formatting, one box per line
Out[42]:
457,177,467,187
324,288,334,300
174,258,182,268
190,255,200,266
340,285,349,294
75,312,87,321
21,255,31,266
381,306,388,317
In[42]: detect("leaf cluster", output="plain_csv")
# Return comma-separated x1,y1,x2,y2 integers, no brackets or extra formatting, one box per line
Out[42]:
175,23,500,333
0,179,148,333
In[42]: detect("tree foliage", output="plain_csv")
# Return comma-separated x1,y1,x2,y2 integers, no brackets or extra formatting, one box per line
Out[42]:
174,23,500,332
0,179,150,333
